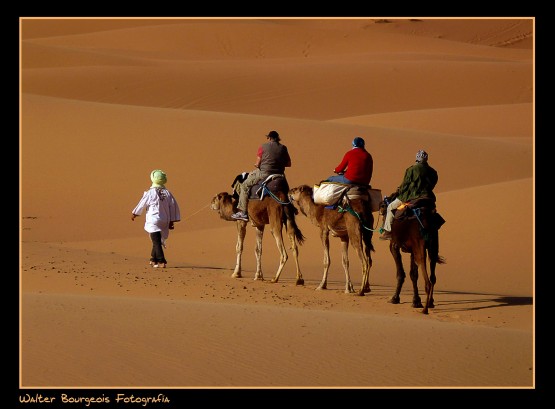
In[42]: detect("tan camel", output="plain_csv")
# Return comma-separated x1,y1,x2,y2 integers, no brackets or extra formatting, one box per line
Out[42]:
211,190,305,285
288,184,375,296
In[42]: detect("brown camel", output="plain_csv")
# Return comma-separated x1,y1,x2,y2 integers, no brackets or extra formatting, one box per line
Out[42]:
211,186,305,285
379,193,446,314
288,184,375,296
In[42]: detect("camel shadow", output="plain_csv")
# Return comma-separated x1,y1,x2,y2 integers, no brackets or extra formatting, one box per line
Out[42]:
166,265,231,271
433,291,533,312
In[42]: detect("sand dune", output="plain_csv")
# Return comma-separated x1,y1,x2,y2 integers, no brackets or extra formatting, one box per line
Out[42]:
19,17,534,395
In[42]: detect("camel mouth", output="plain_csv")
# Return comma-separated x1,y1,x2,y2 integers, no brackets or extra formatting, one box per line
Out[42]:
210,199,221,211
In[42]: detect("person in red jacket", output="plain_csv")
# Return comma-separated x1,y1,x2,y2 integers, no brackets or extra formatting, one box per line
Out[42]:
326,137,373,186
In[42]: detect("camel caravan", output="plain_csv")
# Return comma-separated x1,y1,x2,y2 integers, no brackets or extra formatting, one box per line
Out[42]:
210,138,446,315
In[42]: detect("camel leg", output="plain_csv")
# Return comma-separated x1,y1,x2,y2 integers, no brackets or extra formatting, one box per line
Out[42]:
340,238,356,294
316,230,331,290
253,226,264,281
351,203,372,295
414,244,432,314
428,257,436,310
360,244,372,294
361,228,373,294
351,236,368,297
388,243,405,304
409,253,423,308
427,233,440,308
232,220,246,278
286,221,304,286
269,217,288,284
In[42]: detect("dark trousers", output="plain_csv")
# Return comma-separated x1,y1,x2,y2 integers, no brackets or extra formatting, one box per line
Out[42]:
149,232,167,264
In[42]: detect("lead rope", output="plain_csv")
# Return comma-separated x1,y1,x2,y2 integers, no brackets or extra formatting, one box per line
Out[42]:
182,203,211,222
412,207,430,241
337,203,383,232
412,207,426,229
262,185,291,205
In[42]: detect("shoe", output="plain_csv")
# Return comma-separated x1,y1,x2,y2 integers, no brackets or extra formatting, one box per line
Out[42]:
231,211,249,221
153,263,167,268
380,231,392,240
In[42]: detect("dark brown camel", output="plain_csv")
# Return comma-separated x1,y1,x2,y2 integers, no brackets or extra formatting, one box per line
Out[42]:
379,193,446,314
288,184,375,296
211,186,305,285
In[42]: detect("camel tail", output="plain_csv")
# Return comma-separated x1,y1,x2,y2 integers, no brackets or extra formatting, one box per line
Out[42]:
437,255,446,264
284,203,306,245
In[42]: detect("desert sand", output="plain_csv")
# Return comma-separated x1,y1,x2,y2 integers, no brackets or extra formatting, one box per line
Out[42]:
19,17,534,399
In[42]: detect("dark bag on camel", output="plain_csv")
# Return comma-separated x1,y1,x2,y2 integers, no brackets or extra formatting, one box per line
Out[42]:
432,212,446,230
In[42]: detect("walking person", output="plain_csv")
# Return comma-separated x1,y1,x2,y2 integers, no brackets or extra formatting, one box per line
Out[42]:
231,130,291,221
131,169,181,267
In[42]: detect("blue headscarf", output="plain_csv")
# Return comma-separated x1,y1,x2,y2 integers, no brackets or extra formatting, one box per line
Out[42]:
352,137,365,148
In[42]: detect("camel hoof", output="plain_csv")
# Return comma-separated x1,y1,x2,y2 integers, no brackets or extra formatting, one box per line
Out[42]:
412,302,424,308
422,309,429,315
356,291,365,297
270,278,278,283
295,278,304,286
231,272,242,279
389,296,400,304
254,276,264,281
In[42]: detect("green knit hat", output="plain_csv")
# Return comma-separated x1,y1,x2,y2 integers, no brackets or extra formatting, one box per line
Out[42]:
150,169,167,188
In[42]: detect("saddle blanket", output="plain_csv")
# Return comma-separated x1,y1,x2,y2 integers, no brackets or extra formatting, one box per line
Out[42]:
249,174,289,200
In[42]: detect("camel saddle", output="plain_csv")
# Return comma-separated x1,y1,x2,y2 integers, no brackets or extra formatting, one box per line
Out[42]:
345,185,382,212
249,174,289,200
393,197,446,230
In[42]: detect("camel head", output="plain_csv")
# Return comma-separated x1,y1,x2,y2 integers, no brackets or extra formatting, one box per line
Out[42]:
378,199,387,217
211,192,233,211
379,190,399,217
288,185,313,203
288,185,314,217
211,192,239,221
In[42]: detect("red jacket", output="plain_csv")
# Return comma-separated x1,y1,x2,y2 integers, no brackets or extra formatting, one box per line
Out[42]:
334,148,373,185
